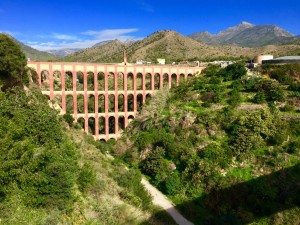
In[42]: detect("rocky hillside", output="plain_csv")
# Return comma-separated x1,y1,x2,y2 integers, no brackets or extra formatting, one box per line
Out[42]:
63,30,300,63
189,22,296,47
47,48,82,57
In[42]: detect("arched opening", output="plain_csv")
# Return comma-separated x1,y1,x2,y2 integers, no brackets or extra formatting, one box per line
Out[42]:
97,72,105,90
117,72,124,90
99,139,106,142
108,94,115,112
77,117,85,130
77,94,84,113
98,117,105,135
127,94,134,111
109,116,116,134
145,73,152,90
163,73,169,88
137,94,143,111
65,71,73,91
66,95,74,114
53,95,62,110
136,73,143,90
128,115,135,123
108,72,115,90
98,94,105,113
180,74,185,82
76,71,84,91
118,94,124,111
188,73,193,78
88,117,96,135
154,73,160,90
118,116,125,131
87,72,95,91
43,94,50,100
146,93,152,104
171,73,177,88
127,73,134,90
88,95,95,113
41,70,50,91
53,70,62,91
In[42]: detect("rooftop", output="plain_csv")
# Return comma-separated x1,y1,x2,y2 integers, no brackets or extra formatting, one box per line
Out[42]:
275,56,300,60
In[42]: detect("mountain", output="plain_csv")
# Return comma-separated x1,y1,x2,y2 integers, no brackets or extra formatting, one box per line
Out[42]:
64,30,300,63
64,39,125,62
189,22,296,47
47,48,82,57
92,40,113,48
1,34,59,61
187,31,214,44
18,40,58,61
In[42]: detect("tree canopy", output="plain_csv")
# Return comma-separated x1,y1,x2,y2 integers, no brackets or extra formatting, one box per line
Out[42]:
0,34,27,90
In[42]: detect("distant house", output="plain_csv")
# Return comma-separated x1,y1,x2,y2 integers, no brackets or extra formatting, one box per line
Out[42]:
157,58,165,64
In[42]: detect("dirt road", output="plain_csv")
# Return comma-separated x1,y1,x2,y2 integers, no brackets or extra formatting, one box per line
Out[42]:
141,178,194,225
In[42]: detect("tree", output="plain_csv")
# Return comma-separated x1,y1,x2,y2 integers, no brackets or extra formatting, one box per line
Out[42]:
0,34,27,91
217,63,247,81
254,79,285,102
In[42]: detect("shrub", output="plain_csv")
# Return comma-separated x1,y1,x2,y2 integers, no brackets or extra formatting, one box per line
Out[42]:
63,113,74,127
77,163,96,193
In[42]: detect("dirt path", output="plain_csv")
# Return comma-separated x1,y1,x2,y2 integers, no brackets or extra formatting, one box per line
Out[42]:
141,178,194,225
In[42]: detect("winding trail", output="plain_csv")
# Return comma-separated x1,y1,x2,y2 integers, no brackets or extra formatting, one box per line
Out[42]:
141,178,194,225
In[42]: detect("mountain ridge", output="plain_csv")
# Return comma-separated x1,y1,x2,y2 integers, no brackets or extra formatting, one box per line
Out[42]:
63,29,300,63
189,22,296,47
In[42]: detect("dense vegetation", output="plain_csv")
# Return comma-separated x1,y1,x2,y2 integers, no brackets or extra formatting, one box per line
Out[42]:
0,33,175,225
115,62,300,224
0,34,27,90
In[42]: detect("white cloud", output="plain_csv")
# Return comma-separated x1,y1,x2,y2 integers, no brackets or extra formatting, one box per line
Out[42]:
52,33,79,41
26,28,140,51
82,28,138,40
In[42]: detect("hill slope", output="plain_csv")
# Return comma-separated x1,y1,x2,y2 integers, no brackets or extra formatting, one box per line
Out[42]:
18,40,58,61
114,63,300,224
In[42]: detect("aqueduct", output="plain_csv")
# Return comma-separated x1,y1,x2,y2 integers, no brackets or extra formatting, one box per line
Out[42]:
27,60,203,141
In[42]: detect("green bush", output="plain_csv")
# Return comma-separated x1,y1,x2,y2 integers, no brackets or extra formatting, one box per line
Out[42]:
77,163,96,193
0,89,80,210
116,169,152,209
63,113,74,127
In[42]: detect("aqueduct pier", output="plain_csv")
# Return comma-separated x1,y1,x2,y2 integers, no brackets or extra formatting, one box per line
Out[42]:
27,61,203,141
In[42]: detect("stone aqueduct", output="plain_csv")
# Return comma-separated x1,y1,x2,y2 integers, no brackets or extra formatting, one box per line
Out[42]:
27,61,203,141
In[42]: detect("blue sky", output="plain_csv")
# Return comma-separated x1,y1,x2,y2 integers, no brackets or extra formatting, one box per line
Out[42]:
0,0,299,50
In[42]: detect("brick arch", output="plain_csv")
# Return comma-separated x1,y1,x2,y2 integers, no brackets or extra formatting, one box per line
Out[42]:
87,71,95,91
108,116,116,134
171,73,178,87
41,70,50,91
88,94,95,113
64,71,73,91
154,73,161,90
97,72,105,91
163,73,169,88
127,72,134,90
76,71,84,91
98,116,106,135
117,72,124,90
145,73,152,90
27,61,203,141
77,117,85,130
88,116,96,135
